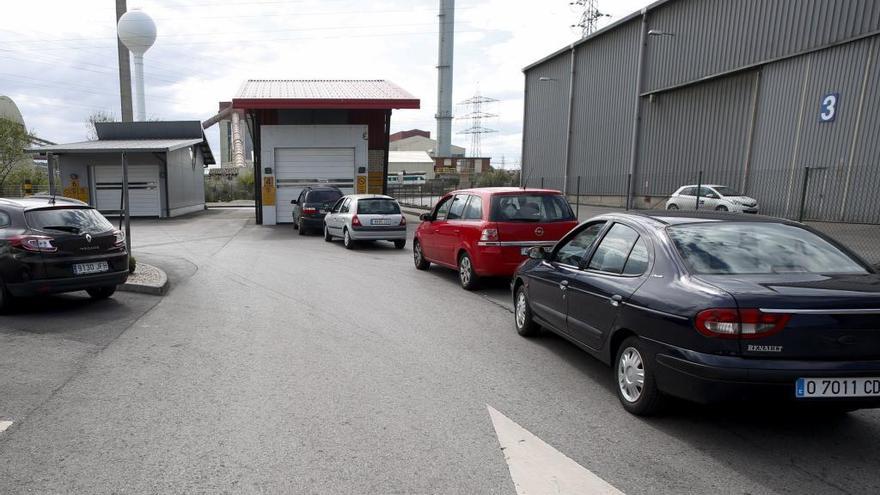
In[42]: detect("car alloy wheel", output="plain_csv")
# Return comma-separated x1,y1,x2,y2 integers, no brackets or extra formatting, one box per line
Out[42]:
458,253,478,290
618,347,645,403
413,240,430,270
344,229,354,250
324,226,332,242
514,286,539,337
716,205,729,212
667,204,679,210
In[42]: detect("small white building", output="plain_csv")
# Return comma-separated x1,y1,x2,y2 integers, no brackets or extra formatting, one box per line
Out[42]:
29,121,215,218
388,151,436,180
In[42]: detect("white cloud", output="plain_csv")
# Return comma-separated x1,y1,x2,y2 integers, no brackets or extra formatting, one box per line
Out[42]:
0,0,651,168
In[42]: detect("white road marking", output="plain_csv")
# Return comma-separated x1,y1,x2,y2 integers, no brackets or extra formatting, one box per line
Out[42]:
488,405,624,495
0,420,12,433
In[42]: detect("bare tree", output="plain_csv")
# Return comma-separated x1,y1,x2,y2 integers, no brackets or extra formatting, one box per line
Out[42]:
86,110,117,141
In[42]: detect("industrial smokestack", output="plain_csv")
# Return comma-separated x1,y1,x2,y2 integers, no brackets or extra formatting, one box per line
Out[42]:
436,0,454,157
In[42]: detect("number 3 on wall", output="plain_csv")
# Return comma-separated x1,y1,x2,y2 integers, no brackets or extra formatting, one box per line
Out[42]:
820,93,839,123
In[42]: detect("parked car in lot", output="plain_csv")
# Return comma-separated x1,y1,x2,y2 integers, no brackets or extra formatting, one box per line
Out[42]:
292,186,344,235
323,195,407,250
666,184,758,213
414,188,578,290
513,211,880,416
0,197,129,311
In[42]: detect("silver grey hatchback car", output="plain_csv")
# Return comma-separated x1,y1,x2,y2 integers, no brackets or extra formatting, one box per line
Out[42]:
323,195,407,250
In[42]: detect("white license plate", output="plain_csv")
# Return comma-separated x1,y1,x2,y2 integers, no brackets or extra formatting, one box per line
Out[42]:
796,377,880,398
73,261,109,275
521,247,549,256
319,210,327,214
371,219,391,225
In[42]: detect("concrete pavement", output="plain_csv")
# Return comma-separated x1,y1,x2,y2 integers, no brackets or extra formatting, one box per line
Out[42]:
1,208,879,494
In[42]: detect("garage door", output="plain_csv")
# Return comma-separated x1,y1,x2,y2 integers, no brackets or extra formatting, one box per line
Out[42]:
275,148,355,223
94,165,161,217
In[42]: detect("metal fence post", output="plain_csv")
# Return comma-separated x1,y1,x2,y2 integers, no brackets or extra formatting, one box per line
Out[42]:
798,166,811,222
540,177,544,189
695,170,703,210
576,175,581,218
624,173,631,211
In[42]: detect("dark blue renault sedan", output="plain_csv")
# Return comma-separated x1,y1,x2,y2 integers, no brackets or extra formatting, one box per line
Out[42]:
512,211,880,416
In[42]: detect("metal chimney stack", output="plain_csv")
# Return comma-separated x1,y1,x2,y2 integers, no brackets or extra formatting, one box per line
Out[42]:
436,0,455,157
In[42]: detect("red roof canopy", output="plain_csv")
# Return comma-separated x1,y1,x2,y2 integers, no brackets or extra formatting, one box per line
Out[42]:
232,79,420,110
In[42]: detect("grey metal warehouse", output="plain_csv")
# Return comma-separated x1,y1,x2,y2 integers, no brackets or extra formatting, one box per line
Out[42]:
522,0,880,224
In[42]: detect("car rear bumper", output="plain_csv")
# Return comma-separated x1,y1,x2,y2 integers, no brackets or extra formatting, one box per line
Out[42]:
7,270,130,297
349,226,407,241
299,217,327,229
473,243,553,277
647,338,880,406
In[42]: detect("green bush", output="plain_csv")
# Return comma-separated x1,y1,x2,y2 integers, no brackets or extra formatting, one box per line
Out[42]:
129,255,137,274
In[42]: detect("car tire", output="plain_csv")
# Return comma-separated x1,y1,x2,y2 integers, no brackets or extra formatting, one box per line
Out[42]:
293,217,299,230
413,240,430,270
458,252,479,291
298,218,307,235
394,240,406,250
86,286,117,300
324,226,333,242
615,336,664,416
514,284,540,337
667,204,679,210
343,228,355,250
0,279,10,314
715,205,729,212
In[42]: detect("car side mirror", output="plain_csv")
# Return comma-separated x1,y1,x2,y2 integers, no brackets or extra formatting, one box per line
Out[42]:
419,213,432,222
528,246,547,260
291,200,298,205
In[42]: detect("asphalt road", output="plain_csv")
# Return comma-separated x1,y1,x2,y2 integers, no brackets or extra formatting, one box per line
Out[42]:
1,208,880,494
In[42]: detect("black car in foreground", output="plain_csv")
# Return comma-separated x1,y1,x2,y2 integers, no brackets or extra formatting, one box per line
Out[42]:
0,197,129,310
513,211,880,416
292,186,344,235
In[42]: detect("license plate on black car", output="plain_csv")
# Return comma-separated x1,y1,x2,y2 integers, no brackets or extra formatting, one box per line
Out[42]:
73,261,109,275
796,377,880,398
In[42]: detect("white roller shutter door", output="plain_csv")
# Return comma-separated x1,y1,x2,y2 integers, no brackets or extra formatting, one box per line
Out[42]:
94,165,161,217
275,148,355,223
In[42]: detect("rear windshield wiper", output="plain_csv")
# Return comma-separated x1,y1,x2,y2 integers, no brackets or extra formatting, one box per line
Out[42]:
40,225,81,234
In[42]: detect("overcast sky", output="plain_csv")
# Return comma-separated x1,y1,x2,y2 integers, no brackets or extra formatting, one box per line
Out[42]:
1,0,651,169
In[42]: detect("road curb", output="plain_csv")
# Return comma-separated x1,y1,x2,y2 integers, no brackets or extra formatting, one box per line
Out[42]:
118,262,169,296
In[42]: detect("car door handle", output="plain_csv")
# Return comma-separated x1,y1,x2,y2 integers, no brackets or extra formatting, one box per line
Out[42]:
453,230,460,234
559,280,569,291
610,294,623,307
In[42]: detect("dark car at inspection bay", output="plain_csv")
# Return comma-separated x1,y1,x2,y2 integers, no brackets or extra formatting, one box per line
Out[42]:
512,211,880,416
0,197,129,311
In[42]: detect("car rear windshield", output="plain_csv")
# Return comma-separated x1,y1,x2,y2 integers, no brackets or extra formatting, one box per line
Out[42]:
357,198,401,215
306,190,343,204
490,194,575,222
25,207,114,234
667,222,867,275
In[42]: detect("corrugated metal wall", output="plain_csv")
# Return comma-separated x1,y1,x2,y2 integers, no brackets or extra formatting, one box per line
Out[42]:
522,55,571,189
636,71,756,197
522,0,880,223
567,20,641,195
644,0,880,93
748,36,878,222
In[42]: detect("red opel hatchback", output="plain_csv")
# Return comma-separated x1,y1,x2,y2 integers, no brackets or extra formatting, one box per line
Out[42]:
413,188,578,290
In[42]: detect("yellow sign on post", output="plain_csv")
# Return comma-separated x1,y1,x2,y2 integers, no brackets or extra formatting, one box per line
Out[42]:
356,176,367,194
62,178,89,203
262,177,276,206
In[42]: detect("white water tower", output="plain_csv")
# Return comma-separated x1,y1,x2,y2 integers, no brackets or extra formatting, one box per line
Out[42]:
117,9,156,121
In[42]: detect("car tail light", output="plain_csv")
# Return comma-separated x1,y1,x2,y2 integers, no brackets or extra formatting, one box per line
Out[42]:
114,230,126,248
352,215,362,227
303,207,318,215
9,235,57,253
695,308,790,340
480,228,499,242
399,215,406,226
